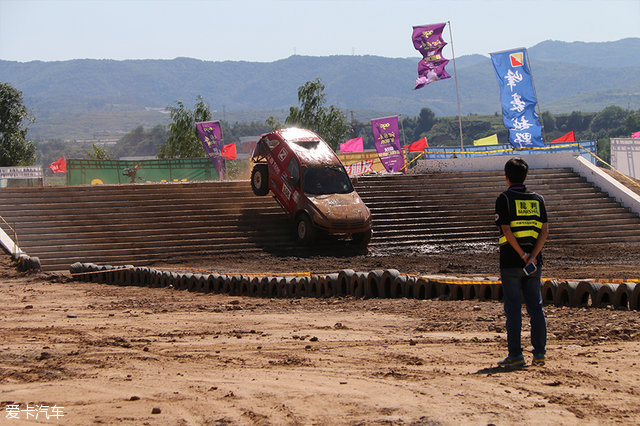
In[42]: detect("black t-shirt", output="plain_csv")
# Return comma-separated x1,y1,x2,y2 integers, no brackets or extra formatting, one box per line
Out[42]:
495,185,548,268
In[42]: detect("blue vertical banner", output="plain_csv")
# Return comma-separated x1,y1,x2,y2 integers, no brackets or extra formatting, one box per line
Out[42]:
490,48,545,148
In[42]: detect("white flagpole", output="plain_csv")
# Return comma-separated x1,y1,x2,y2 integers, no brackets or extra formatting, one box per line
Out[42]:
524,48,546,143
447,21,464,156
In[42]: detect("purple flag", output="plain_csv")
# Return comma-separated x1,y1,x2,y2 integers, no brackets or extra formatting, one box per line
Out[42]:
412,23,451,89
196,121,224,179
371,116,405,173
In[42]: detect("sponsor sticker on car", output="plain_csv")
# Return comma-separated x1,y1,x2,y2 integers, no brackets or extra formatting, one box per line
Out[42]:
278,147,288,162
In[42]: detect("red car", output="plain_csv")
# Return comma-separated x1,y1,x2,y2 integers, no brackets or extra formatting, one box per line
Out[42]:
250,128,372,246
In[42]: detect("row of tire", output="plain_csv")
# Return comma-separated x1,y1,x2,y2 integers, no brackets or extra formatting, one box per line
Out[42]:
69,263,640,310
16,254,41,272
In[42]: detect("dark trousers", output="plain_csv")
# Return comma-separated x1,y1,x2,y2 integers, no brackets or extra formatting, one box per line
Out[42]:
500,267,547,357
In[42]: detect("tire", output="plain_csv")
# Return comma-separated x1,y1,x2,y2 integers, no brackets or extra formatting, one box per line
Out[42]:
365,270,384,299
614,283,637,310
352,229,372,249
556,281,579,307
390,275,408,298
309,275,321,298
574,281,599,307
349,272,366,299
294,277,309,297
541,280,558,305
337,269,355,297
249,277,261,297
251,164,269,196
295,213,316,245
595,283,618,308
381,269,400,298
413,278,428,299
631,283,640,311
463,284,479,300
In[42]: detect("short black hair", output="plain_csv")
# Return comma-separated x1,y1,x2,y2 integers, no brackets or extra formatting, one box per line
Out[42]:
504,157,528,183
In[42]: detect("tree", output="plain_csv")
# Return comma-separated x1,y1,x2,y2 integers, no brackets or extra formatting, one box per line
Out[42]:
626,109,640,135
0,82,36,166
87,143,113,160
283,78,351,150
590,106,629,136
541,111,556,132
415,107,436,137
113,125,169,158
158,96,211,158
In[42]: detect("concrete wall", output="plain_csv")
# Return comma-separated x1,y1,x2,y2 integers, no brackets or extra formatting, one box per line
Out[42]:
0,226,22,259
611,138,640,179
410,153,640,216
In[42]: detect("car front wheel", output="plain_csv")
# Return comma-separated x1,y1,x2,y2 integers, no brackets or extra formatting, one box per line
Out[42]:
251,164,269,196
295,214,316,245
352,229,372,247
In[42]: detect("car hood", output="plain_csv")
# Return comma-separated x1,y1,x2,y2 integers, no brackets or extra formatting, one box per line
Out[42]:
307,192,370,222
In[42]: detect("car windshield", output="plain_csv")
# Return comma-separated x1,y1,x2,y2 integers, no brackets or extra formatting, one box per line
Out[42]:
303,165,353,195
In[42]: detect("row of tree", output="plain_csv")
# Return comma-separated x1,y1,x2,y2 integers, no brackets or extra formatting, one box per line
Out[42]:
2,79,640,169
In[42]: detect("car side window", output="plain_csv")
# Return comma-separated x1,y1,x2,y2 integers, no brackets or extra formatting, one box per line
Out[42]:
288,158,300,187
267,138,279,149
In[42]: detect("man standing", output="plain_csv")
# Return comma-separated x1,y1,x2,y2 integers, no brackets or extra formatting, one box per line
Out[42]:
495,158,549,368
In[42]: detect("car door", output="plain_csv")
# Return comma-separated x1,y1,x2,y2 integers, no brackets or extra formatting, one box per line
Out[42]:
279,155,301,215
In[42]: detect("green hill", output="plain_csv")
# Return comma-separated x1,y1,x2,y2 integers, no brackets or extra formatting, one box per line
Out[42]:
1,38,638,140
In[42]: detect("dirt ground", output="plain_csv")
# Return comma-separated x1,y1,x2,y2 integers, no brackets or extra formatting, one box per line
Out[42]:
1,242,639,425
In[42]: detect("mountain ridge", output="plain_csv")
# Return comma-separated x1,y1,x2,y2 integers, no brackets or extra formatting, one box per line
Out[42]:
1,38,638,140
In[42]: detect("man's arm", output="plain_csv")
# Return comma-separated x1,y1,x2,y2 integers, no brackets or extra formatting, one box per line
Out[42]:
525,222,549,265
500,224,528,261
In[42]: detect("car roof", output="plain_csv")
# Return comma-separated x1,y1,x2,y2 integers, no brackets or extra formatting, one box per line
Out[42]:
270,128,341,166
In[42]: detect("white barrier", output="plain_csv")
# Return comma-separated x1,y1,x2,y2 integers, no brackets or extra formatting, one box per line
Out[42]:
410,152,640,216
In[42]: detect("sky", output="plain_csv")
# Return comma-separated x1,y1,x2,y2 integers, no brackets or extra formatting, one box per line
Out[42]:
1,0,639,63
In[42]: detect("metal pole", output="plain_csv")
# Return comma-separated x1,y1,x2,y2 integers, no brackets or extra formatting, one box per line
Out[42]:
524,48,546,143
447,21,465,156
399,114,409,171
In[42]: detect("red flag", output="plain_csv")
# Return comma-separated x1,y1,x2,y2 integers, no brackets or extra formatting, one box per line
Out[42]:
48,157,66,173
222,143,237,160
632,131,640,139
340,137,364,153
404,137,428,152
550,131,575,143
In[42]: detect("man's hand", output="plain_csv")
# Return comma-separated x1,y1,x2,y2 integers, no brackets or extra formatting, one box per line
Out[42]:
522,253,538,265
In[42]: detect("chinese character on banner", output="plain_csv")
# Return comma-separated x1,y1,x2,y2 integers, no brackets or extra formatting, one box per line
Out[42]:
371,116,405,173
196,121,224,179
411,23,451,90
345,160,374,177
490,48,545,148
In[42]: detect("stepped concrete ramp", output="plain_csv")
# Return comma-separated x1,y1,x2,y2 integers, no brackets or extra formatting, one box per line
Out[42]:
1,167,640,271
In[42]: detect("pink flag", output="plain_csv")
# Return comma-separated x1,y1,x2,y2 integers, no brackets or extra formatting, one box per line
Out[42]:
632,131,640,139
340,137,364,153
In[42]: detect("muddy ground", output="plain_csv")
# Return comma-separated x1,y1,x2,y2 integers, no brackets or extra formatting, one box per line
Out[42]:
1,242,639,425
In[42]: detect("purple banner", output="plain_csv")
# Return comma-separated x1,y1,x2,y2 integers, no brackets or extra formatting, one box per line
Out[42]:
412,23,451,89
371,116,405,173
196,121,224,179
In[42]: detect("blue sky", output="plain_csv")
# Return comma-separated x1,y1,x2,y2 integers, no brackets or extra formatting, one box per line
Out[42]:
1,0,639,62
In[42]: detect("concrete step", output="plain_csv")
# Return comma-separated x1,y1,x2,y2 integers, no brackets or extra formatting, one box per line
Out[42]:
2,168,639,271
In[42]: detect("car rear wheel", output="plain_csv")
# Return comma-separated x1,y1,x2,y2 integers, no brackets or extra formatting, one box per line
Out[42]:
295,213,316,245
251,164,269,196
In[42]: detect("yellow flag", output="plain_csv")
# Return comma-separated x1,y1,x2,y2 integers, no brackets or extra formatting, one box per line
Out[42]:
473,134,499,146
